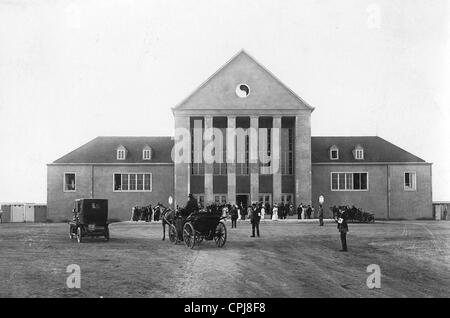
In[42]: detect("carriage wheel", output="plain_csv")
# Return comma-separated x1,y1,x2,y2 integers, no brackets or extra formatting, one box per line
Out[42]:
104,226,110,241
214,222,227,248
183,222,195,249
169,225,178,244
69,225,74,239
77,227,83,243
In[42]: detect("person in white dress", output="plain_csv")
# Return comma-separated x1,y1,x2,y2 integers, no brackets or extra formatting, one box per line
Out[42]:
272,204,278,220
261,206,265,220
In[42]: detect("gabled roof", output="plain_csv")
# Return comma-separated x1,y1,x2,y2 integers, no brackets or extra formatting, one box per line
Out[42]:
312,136,426,163
173,50,314,112
52,136,174,164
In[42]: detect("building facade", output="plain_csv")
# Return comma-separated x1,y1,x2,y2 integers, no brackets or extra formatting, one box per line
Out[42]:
47,51,433,221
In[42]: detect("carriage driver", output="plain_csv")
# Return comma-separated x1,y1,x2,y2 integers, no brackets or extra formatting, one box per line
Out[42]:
181,193,199,217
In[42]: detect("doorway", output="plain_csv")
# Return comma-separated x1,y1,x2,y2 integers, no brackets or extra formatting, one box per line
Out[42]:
236,194,249,209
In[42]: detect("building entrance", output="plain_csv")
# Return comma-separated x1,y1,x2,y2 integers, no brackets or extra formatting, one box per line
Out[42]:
236,194,249,209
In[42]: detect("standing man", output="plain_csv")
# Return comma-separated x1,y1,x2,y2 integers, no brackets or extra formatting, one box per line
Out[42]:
250,203,261,237
335,208,349,252
230,204,238,228
318,204,324,226
297,204,303,220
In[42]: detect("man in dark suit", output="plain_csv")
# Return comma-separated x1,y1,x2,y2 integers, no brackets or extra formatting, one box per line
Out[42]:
250,203,261,237
336,208,349,251
318,204,324,226
182,193,199,217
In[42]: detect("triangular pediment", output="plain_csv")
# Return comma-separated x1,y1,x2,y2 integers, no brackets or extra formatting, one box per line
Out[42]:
173,50,314,112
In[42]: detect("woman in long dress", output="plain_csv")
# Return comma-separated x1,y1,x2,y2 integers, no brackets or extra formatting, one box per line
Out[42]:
272,204,278,220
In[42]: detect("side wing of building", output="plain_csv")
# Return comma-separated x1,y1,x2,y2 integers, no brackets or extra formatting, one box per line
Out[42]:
47,136,174,222
311,136,432,220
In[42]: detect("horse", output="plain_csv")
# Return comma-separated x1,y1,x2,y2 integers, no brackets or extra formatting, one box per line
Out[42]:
159,204,176,241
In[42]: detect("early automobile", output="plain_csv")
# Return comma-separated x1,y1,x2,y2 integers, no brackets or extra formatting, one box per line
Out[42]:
69,199,109,243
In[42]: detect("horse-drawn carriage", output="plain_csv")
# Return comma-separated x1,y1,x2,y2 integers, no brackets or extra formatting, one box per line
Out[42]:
163,208,227,249
69,199,109,243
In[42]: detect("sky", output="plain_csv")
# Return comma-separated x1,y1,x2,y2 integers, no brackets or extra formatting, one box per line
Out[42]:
0,0,449,203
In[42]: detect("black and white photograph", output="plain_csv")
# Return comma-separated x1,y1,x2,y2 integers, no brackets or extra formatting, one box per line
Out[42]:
0,0,449,305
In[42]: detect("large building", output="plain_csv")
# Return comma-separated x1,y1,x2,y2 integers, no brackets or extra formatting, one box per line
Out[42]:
47,51,432,221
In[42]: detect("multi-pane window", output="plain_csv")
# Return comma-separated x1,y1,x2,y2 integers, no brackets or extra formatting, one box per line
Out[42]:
117,147,126,160
143,148,152,160
330,147,339,160
331,172,368,191
236,135,249,175
354,149,364,160
191,126,204,175
258,194,272,206
281,194,293,205
260,128,271,174
404,172,416,191
281,128,294,175
114,173,152,191
214,195,227,204
64,173,76,192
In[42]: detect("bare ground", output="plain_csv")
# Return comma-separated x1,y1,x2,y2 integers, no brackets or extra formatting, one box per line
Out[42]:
0,220,449,297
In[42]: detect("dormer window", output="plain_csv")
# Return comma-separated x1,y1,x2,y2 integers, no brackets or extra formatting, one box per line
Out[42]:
329,145,339,160
116,145,127,160
143,145,152,160
353,145,364,160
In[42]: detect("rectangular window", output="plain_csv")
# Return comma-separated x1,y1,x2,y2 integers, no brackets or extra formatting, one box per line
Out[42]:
64,173,76,192
143,149,151,160
129,174,136,190
330,149,339,160
236,135,249,175
136,174,143,190
117,150,126,160
121,174,129,191
114,173,152,192
331,172,368,191
355,149,364,160
404,172,416,191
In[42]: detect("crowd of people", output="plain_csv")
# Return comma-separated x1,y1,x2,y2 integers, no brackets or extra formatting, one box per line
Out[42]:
131,200,324,223
131,194,350,252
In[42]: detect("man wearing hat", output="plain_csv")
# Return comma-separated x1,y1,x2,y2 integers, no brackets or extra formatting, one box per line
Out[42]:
336,207,349,251
182,193,199,217
250,202,261,237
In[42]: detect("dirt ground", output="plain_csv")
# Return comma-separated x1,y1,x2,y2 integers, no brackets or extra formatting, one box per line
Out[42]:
0,220,449,298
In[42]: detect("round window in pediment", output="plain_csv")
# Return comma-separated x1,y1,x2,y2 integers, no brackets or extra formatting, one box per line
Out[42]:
236,83,250,98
